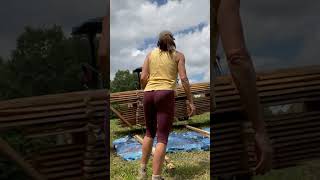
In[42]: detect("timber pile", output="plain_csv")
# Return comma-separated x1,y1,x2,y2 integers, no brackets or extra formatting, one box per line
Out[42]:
0,90,107,137
25,141,107,180
0,90,108,179
212,65,320,176
110,82,210,126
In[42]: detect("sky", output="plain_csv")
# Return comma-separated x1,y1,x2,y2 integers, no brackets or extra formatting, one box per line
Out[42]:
0,0,106,59
110,0,210,83
0,0,319,80
216,0,320,74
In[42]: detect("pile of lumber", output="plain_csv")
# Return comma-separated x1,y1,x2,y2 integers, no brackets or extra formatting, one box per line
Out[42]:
0,90,107,137
0,90,109,179
110,83,210,126
25,141,107,180
212,65,320,176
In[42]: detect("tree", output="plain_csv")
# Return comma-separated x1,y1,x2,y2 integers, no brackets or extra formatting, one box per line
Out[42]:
1,25,92,100
0,25,97,179
111,70,139,92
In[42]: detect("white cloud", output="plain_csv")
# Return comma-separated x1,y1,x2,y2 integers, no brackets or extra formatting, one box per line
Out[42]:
175,25,210,82
110,0,210,82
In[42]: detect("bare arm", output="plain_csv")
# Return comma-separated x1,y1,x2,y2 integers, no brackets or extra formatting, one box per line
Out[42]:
177,52,195,116
140,53,150,89
218,0,266,134
218,0,272,174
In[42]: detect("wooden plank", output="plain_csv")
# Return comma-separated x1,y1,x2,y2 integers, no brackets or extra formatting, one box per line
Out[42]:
185,125,210,137
0,90,106,110
41,157,83,167
0,112,104,128
110,106,132,127
40,164,81,174
46,169,82,179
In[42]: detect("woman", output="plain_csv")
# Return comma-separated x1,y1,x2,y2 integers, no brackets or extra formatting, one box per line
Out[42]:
139,30,196,180
214,0,273,179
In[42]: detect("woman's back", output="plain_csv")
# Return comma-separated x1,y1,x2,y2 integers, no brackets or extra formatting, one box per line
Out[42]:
144,48,178,91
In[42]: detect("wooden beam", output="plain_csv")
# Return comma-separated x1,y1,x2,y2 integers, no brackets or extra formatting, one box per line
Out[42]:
0,137,47,180
110,106,132,127
185,125,210,138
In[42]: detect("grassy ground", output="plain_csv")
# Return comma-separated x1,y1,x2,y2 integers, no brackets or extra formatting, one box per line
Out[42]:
110,113,320,180
253,161,320,180
110,113,210,180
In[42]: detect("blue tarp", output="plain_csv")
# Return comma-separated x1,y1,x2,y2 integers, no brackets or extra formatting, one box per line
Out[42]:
113,128,210,161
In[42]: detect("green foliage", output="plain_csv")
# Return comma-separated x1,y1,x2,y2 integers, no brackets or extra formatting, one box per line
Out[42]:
111,70,139,93
0,25,92,100
0,25,94,179
109,70,139,118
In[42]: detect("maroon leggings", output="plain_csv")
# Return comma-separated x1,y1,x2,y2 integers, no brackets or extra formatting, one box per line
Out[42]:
143,90,175,145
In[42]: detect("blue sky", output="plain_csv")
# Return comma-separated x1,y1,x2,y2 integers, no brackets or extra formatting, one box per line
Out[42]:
251,37,304,62
112,0,320,82
150,0,168,6
139,21,208,82
111,0,210,82
139,22,208,51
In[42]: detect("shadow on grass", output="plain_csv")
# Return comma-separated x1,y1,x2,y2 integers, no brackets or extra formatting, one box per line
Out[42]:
254,161,320,180
167,158,210,179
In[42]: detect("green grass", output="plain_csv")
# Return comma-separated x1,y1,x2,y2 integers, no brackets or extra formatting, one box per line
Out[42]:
110,113,320,180
253,160,320,180
110,113,210,180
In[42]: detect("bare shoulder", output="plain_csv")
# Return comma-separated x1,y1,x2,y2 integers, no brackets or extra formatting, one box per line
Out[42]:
146,52,152,60
175,50,185,62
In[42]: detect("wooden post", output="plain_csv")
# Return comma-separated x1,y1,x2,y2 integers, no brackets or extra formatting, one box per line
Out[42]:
239,121,255,176
211,0,221,111
98,15,109,88
110,106,133,127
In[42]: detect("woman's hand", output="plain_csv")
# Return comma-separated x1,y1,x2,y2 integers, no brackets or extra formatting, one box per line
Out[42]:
187,102,196,117
254,131,273,175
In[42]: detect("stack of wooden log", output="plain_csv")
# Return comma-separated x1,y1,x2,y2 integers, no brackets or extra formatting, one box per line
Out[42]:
110,82,210,126
0,89,108,179
24,141,107,180
212,65,320,176
0,90,107,137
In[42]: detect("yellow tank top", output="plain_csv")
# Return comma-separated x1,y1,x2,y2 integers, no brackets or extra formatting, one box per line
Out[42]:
144,48,178,91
